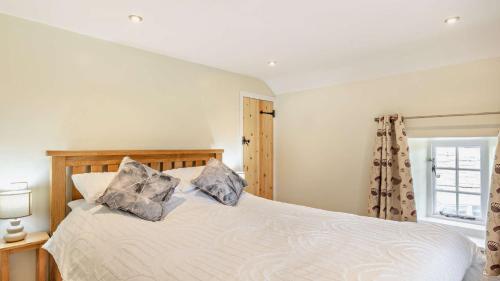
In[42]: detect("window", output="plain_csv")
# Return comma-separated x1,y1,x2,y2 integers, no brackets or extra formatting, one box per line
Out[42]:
428,139,489,224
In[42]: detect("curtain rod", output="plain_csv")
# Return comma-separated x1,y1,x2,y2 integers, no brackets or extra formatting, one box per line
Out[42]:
373,111,500,122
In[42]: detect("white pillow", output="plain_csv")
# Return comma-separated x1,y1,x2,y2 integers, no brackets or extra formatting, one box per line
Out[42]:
67,199,86,210
163,166,205,192
71,172,116,204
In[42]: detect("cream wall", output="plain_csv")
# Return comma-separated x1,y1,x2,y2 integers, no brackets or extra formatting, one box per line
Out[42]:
0,13,273,281
276,57,500,216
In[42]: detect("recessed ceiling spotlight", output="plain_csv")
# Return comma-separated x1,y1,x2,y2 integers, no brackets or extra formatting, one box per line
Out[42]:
444,16,460,24
268,61,277,67
128,15,143,23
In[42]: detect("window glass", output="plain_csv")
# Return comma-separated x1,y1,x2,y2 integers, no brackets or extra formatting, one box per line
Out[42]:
458,170,481,193
435,147,455,168
458,147,480,169
435,169,455,190
435,191,456,215
458,194,481,218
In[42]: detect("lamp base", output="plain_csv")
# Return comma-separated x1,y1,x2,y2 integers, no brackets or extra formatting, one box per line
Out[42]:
3,219,27,243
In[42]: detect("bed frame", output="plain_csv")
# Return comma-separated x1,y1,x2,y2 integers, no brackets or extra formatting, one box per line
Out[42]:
46,149,223,281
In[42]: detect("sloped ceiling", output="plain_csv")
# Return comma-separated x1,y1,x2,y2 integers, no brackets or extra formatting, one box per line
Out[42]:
1,0,500,93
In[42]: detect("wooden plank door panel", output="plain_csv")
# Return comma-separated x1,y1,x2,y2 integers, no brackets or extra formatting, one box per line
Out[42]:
259,100,274,199
243,97,260,196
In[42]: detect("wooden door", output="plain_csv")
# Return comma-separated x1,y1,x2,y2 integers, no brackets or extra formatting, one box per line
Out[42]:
243,97,274,199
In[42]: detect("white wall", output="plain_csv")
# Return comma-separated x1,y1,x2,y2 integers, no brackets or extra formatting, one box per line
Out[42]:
276,57,500,216
0,13,273,281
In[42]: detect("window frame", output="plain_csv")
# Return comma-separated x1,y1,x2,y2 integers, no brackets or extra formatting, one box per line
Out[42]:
426,138,489,225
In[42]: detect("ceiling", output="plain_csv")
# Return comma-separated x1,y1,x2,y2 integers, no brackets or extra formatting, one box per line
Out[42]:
1,0,500,94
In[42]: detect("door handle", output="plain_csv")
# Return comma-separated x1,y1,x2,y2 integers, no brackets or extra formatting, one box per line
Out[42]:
430,157,439,177
242,136,250,145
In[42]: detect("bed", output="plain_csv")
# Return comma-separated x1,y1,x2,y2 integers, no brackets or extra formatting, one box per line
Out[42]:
44,150,482,281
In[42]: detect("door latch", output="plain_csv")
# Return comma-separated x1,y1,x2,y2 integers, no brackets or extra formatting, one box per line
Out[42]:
242,136,250,145
260,110,275,118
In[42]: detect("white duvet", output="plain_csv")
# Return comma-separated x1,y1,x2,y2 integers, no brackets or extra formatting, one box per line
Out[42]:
44,191,480,281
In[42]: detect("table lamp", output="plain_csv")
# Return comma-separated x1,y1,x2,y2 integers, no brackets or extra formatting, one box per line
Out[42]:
0,182,32,243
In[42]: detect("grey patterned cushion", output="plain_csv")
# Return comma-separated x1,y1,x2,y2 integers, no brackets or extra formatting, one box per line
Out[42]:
191,158,247,206
96,157,180,221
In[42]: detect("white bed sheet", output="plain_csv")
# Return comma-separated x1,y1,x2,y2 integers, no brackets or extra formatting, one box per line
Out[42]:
44,191,480,281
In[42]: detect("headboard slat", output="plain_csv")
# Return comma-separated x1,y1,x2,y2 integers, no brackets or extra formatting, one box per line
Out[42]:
91,165,104,172
162,161,172,171
107,164,119,172
72,166,88,174
150,162,160,170
71,166,88,200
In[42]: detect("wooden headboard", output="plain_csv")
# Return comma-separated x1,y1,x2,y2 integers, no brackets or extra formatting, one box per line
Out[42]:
46,149,223,235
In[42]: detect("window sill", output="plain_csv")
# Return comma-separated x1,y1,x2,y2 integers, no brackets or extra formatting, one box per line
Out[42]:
467,236,485,250
419,216,485,231
419,216,485,249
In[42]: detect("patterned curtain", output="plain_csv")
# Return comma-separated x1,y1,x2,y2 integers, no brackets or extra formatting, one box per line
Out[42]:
367,114,417,222
485,132,500,276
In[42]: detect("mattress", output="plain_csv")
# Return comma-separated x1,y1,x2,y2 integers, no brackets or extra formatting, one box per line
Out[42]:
44,190,480,281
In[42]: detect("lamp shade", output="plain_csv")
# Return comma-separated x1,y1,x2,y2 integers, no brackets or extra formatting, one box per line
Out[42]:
0,189,32,219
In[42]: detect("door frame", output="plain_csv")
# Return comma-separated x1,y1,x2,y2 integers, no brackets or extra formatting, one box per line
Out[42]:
239,91,276,199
